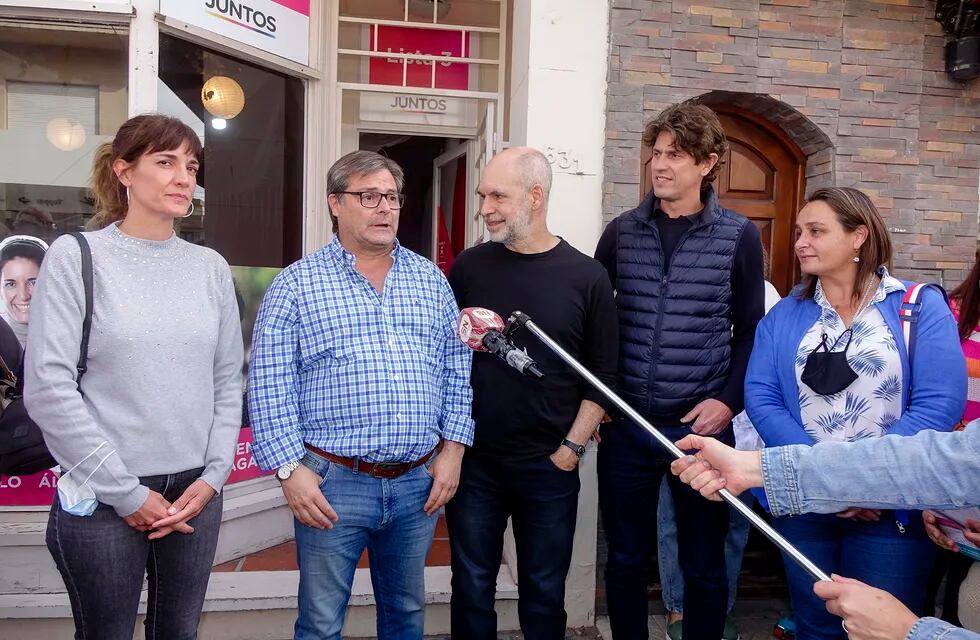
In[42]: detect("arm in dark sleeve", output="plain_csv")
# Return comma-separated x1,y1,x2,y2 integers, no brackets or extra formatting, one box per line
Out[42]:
0,319,24,393
580,267,619,410
447,256,465,310
716,221,764,415
593,217,619,288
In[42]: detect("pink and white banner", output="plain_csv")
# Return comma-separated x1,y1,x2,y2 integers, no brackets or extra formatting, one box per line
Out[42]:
226,426,273,484
0,427,270,507
161,0,310,65
0,468,57,507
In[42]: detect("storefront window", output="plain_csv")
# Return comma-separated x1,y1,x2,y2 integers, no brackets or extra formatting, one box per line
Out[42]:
158,34,306,485
158,33,305,268
0,23,128,507
0,23,128,240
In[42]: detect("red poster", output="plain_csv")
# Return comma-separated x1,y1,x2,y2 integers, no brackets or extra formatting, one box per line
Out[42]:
369,26,470,90
0,428,270,507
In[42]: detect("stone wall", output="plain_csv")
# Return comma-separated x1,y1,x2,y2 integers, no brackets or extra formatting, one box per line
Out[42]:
604,0,980,285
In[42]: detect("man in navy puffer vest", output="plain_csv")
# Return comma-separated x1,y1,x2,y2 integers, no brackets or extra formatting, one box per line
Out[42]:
595,103,765,640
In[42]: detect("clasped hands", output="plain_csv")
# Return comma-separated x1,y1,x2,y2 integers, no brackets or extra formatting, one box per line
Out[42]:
122,479,216,540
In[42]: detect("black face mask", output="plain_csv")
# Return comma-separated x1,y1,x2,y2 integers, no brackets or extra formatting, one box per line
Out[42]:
800,331,859,396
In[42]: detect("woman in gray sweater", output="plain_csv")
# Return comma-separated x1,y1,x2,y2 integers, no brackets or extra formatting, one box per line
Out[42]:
24,114,244,639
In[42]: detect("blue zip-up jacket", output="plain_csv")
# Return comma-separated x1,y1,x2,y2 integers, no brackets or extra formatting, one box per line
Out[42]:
595,186,764,424
746,283,966,446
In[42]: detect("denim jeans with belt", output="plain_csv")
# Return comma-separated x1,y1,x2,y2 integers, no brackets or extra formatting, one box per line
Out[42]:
294,448,438,640
46,466,222,640
446,453,580,640
599,418,732,640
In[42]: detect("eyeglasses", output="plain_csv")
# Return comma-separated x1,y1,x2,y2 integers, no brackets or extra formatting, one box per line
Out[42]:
333,191,406,210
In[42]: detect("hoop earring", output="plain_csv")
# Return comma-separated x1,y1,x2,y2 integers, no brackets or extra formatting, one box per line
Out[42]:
853,255,860,263
181,201,195,218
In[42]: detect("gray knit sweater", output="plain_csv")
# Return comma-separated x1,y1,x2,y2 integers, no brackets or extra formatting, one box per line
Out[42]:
25,223,244,517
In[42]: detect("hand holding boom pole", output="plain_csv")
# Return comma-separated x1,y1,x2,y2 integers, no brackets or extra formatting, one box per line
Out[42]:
502,310,831,583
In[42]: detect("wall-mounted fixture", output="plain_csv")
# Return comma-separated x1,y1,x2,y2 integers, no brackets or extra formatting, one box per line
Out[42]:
936,0,980,80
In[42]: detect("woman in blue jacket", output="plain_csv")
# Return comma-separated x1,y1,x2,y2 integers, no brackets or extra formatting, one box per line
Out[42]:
745,187,966,640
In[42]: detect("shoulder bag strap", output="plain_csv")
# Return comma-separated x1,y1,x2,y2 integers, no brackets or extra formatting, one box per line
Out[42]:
68,232,94,391
899,282,949,410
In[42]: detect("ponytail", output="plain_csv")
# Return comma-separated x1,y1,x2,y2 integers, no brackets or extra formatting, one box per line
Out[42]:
88,142,127,230
85,114,202,230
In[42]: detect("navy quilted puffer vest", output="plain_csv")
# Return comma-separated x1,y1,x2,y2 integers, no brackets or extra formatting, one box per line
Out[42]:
614,187,748,420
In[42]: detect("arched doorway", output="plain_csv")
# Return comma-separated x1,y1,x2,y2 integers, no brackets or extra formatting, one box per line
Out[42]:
640,107,806,295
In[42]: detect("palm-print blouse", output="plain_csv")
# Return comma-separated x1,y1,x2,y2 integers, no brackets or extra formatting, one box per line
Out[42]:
795,268,906,443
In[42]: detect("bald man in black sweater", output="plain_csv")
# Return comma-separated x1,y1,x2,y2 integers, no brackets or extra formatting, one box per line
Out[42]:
447,147,618,640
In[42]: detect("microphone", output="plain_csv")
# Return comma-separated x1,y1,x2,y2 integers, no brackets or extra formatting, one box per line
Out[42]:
456,307,544,379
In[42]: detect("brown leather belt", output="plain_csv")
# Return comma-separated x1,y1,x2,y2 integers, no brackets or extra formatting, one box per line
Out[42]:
304,443,436,479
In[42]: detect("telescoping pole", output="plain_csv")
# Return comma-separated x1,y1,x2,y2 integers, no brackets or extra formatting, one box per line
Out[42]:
508,311,832,583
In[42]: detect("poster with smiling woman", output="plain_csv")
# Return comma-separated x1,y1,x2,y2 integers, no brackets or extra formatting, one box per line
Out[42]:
0,234,55,505
0,235,47,347
0,257,281,505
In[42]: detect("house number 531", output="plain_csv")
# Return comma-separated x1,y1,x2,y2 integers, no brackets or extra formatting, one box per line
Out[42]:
544,146,581,172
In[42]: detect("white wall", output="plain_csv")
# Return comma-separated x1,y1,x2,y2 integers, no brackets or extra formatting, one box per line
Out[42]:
508,0,611,628
510,0,610,256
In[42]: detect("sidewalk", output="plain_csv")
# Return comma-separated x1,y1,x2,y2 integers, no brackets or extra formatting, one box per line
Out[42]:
421,630,602,640
609,597,791,640
408,597,791,640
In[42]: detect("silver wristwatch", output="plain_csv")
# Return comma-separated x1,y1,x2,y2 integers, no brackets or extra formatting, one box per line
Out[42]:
276,459,302,481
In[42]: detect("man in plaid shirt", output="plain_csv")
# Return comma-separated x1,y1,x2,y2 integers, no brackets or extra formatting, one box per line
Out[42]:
248,150,474,640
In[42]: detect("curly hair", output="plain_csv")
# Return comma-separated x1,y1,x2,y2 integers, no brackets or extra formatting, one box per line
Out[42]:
642,103,728,186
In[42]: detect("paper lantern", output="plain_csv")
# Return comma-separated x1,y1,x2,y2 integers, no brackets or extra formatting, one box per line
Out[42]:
201,76,245,120
45,118,86,151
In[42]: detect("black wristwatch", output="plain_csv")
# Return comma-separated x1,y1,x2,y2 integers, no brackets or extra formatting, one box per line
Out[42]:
562,438,586,458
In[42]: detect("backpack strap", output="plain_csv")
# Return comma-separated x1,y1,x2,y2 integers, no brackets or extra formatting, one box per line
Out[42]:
68,232,94,391
899,282,948,410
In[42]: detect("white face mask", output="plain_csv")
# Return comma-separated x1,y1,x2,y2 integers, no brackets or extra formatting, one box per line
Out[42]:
58,443,115,517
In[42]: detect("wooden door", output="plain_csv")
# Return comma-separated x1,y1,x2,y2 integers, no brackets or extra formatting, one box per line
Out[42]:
640,109,804,295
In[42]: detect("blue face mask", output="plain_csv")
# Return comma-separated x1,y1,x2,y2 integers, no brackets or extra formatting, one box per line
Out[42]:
57,443,115,517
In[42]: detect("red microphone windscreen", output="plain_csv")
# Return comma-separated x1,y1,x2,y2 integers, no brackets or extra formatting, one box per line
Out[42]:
457,307,505,352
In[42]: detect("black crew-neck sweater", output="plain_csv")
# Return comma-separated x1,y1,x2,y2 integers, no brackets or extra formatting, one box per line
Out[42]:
448,239,618,462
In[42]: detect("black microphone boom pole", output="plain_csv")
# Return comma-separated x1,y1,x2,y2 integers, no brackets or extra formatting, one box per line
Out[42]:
506,310,831,584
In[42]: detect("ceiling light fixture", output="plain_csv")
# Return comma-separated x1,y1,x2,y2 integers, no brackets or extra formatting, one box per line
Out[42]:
201,76,245,119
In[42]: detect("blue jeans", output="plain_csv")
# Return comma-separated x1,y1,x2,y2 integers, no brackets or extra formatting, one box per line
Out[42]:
773,512,936,640
599,419,732,640
46,467,222,640
657,477,752,614
446,454,580,640
294,449,438,640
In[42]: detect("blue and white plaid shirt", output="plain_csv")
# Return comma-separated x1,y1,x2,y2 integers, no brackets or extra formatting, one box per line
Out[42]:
247,237,474,470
